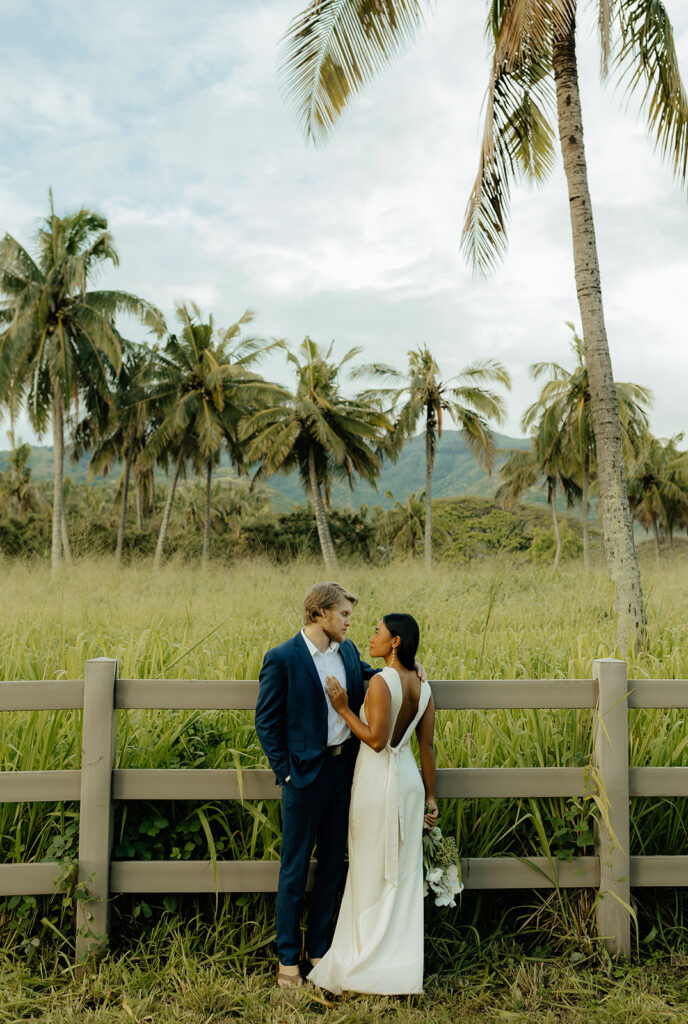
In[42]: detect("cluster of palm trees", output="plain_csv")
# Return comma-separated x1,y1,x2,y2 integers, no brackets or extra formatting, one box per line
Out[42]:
0,199,684,581
498,325,688,569
1,0,686,652
278,0,688,650
0,198,513,573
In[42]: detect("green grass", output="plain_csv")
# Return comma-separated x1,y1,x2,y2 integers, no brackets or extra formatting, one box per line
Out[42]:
2,554,688,981
2,946,688,1023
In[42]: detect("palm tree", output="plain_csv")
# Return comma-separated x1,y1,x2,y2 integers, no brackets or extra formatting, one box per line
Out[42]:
210,479,272,541
144,303,276,568
626,434,688,559
278,1,688,649
0,435,44,516
355,346,510,569
522,324,652,569
74,340,160,564
462,0,688,642
498,413,580,571
378,488,444,559
244,336,390,570
0,194,163,571
660,435,688,548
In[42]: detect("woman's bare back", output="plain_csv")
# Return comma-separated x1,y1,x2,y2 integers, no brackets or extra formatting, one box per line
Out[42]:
389,665,422,747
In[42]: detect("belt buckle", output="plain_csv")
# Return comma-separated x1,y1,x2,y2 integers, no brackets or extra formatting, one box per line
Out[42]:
328,743,343,757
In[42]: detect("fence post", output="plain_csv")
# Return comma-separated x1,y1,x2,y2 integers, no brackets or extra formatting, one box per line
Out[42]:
76,658,118,961
592,658,631,957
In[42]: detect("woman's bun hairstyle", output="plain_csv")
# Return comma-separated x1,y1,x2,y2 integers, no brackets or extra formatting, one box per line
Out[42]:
382,613,420,670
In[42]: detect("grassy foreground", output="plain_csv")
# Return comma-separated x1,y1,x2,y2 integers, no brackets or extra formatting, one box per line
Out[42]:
2,554,688,1016
2,947,688,1023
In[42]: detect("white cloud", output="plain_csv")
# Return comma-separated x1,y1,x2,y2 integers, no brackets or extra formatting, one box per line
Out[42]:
1,0,687,448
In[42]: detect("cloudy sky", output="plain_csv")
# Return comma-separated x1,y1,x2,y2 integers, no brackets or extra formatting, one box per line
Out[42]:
1,0,687,445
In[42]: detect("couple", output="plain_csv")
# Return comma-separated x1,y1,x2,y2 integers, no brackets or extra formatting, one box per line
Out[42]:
255,581,438,995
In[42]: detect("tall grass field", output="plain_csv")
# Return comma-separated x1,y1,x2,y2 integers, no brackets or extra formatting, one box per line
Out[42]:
2,554,688,1021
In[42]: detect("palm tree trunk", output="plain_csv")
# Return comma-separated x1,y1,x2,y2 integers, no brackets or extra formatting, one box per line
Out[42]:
551,482,562,572
653,520,660,561
553,7,644,649
115,458,131,565
61,509,73,566
308,447,338,570
582,451,590,571
154,450,183,570
135,474,143,531
203,458,212,565
424,420,433,572
50,386,64,573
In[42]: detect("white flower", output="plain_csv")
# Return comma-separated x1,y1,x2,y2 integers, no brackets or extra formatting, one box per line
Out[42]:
430,826,442,842
434,892,456,908
426,867,443,885
445,863,459,881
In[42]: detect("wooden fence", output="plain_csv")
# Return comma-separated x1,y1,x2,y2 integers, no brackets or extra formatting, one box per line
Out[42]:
1,657,688,960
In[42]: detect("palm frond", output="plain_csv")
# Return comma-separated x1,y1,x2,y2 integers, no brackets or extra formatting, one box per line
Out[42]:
349,361,404,383
279,0,432,143
615,0,688,189
462,48,556,276
84,291,166,338
487,0,574,65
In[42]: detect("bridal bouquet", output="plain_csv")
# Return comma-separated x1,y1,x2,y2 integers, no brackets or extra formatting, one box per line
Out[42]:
423,824,463,907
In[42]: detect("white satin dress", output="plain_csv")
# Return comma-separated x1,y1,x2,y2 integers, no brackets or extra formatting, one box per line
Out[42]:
308,666,432,995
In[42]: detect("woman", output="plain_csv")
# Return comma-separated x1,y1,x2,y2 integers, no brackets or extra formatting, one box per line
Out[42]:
308,613,438,995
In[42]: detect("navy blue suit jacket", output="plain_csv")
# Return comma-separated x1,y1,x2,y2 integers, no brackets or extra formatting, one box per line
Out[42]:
255,631,377,788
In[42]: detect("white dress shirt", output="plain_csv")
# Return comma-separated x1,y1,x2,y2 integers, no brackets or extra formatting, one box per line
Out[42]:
301,629,351,746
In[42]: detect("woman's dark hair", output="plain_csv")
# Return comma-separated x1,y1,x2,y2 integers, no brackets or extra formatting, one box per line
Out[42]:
383,613,420,670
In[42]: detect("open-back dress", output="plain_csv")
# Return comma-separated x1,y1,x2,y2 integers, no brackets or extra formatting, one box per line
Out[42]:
308,666,432,994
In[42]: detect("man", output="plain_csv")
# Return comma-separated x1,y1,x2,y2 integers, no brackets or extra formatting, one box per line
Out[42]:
255,581,376,987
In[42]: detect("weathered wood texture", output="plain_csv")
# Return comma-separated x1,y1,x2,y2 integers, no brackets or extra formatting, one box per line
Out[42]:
0,680,83,711
4,658,688,963
6,766,688,803
114,678,599,710
4,676,685,714
109,856,600,894
3,854,687,899
75,659,117,961
593,659,631,958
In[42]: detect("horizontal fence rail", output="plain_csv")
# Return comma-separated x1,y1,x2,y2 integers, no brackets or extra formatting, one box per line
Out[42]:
5,676,688,711
6,766,688,803
2,658,688,959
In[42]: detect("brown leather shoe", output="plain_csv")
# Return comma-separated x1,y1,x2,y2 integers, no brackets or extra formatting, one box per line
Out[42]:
276,964,303,989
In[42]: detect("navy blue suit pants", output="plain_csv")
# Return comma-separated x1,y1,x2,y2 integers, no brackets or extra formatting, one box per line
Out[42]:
276,742,356,964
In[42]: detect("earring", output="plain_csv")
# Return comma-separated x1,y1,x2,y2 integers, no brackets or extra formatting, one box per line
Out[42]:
390,646,396,667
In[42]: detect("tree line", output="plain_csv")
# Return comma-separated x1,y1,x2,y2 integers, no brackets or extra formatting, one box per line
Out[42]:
0,198,512,571
2,0,688,649
0,199,686,580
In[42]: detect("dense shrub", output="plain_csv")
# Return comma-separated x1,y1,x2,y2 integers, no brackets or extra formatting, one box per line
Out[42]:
433,496,591,561
531,522,584,561
0,483,598,564
0,514,50,557
238,506,375,562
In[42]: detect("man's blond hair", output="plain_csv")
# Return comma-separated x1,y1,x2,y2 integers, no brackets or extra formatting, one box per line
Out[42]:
302,582,358,625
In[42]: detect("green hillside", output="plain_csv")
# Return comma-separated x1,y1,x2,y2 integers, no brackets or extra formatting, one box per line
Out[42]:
263,430,531,509
0,430,530,510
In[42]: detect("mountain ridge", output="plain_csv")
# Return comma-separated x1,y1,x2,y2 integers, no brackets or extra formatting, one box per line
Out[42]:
0,430,531,510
